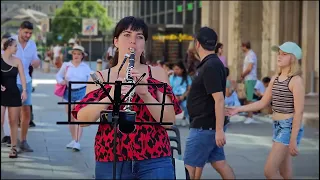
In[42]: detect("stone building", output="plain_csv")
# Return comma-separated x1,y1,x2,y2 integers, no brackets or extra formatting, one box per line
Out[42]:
202,1,319,94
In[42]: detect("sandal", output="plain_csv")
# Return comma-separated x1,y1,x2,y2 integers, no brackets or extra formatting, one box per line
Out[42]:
9,146,18,158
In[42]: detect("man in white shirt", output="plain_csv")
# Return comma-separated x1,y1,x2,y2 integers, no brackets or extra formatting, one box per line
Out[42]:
240,41,258,124
12,21,41,152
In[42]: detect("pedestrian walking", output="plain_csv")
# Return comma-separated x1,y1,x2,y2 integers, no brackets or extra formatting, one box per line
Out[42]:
56,45,92,151
183,27,235,179
1,37,28,158
226,42,305,179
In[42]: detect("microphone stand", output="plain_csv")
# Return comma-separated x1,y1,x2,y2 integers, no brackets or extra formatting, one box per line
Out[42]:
57,73,174,180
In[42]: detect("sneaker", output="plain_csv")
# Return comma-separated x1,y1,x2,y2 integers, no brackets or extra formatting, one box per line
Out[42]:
6,137,11,147
72,142,81,152
20,140,34,152
66,140,75,149
181,120,187,127
1,136,10,144
29,121,36,127
175,119,181,126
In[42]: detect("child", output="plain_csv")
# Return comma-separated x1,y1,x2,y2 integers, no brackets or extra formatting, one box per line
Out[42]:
254,76,271,100
226,42,305,179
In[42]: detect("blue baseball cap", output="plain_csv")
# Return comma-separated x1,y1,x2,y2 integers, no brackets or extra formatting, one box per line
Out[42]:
271,42,302,60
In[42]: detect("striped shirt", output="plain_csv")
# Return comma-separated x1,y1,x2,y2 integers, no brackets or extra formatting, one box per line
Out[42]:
272,76,294,113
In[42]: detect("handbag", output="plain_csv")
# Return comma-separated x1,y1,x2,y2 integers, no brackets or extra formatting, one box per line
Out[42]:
54,66,69,97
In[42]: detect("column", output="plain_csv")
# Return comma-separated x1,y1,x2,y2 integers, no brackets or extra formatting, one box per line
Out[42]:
315,1,319,93
269,1,280,74
261,1,272,77
201,1,211,27
227,1,242,80
219,1,229,60
301,1,316,93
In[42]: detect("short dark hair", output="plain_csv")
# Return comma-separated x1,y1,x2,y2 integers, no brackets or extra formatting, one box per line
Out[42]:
111,16,148,67
215,42,223,54
241,41,251,49
262,77,271,83
195,27,218,51
20,21,34,30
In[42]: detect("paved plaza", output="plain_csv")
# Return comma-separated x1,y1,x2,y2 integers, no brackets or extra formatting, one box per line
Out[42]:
1,67,319,179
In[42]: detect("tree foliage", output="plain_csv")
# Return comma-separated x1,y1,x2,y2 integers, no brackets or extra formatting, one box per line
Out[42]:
51,1,113,43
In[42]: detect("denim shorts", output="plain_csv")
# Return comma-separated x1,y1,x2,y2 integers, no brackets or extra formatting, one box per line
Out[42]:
95,156,174,179
17,81,33,105
272,117,304,146
63,86,86,102
184,126,227,167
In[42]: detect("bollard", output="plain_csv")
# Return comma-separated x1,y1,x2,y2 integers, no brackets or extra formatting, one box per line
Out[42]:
96,59,103,71
43,57,50,73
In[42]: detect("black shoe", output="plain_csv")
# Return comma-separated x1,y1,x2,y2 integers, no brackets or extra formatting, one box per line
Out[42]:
29,121,36,127
1,136,10,144
32,87,35,92
6,137,11,147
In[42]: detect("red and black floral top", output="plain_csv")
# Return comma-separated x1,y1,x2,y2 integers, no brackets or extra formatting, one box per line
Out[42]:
72,66,182,162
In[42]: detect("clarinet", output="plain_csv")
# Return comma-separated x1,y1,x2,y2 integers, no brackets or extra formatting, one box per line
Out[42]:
123,48,135,112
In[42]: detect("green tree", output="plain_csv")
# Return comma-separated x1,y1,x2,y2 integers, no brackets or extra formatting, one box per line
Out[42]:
51,1,113,43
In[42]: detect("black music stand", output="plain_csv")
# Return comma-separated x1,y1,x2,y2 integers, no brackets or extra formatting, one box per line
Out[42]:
57,73,174,180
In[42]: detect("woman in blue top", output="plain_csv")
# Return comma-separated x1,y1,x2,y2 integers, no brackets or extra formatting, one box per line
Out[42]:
169,61,192,126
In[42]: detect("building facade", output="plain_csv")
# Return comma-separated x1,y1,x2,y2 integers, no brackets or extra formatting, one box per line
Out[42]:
137,1,202,63
202,1,319,94
1,1,63,16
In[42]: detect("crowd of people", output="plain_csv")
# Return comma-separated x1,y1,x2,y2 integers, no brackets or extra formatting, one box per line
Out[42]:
1,16,306,180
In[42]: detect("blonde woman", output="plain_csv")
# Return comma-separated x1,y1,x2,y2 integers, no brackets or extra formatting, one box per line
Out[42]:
56,45,92,151
1,38,27,158
226,42,305,179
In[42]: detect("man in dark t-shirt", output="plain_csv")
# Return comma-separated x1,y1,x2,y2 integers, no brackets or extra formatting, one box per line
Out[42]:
183,27,235,179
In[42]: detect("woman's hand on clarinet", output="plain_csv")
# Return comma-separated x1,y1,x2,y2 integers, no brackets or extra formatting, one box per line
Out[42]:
131,68,148,96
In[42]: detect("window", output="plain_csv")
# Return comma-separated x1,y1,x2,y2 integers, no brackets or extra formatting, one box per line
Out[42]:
159,1,165,12
152,1,157,13
167,12,173,24
141,1,145,16
176,12,182,24
146,1,150,16
159,14,164,24
167,1,173,10
152,15,157,24
186,9,193,24
146,17,151,24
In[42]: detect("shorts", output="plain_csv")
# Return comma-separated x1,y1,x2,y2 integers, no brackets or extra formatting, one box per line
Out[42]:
184,127,227,167
17,81,33,106
63,86,86,102
95,157,174,179
245,80,257,102
272,117,304,146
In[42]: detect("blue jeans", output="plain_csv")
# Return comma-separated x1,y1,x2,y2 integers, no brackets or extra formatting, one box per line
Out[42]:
63,86,86,102
17,81,33,105
95,157,174,179
180,100,189,121
184,126,227,167
272,117,304,146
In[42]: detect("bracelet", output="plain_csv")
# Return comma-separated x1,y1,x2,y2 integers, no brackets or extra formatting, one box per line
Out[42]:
23,89,27,91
